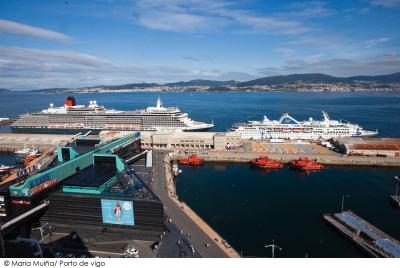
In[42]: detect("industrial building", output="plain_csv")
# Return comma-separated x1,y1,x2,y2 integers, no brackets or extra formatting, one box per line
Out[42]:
140,131,242,150
334,137,400,157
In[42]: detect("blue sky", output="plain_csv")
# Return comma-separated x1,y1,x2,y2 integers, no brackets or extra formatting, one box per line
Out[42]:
0,0,399,90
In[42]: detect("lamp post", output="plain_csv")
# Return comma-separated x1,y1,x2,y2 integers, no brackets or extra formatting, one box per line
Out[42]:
265,239,282,258
341,194,350,212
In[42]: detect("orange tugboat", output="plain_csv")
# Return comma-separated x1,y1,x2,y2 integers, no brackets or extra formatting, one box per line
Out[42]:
23,151,40,167
290,157,324,170
251,156,283,169
179,154,203,166
24,155,37,167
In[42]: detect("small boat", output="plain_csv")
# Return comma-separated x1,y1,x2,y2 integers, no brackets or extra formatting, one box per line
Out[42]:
0,164,16,174
14,145,32,155
290,157,324,170
179,154,203,166
251,156,283,169
15,145,39,156
172,162,183,176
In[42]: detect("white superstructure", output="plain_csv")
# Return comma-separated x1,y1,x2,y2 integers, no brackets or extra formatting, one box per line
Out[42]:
11,97,214,134
230,111,378,140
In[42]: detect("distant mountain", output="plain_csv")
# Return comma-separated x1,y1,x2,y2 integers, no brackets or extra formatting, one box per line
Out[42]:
164,79,237,87
27,72,400,92
238,72,400,86
343,72,400,83
92,83,161,89
34,83,161,92
0,88,11,93
34,87,71,92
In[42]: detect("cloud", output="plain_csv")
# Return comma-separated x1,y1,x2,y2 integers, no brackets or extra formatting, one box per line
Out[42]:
371,0,400,7
0,46,254,90
257,52,400,77
134,0,310,35
0,19,72,41
365,37,391,48
274,48,296,58
183,56,202,61
280,1,334,18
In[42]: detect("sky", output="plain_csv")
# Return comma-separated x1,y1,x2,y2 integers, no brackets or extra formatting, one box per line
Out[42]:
0,0,400,90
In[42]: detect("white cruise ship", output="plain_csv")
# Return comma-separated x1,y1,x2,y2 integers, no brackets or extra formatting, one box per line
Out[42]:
11,97,214,134
230,111,378,140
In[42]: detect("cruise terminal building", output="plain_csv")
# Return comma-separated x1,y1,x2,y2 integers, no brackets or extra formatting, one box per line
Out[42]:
0,132,165,256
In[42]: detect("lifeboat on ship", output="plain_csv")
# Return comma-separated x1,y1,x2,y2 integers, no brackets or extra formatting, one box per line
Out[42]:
290,157,324,170
179,154,203,166
251,156,283,169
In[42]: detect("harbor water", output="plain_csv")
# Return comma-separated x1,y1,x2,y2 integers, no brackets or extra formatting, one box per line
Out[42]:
0,91,399,136
1,91,400,257
176,164,400,257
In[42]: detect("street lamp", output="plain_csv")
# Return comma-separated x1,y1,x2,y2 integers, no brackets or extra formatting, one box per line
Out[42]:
341,194,350,212
265,239,282,258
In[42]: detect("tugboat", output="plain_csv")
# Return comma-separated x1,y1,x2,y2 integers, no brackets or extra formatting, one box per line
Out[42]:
24,154,37,167
290,157,324,170
179,154,203,166
251,156,283,169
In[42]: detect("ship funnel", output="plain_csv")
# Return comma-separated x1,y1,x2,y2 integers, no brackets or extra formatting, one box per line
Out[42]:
65,96,76,107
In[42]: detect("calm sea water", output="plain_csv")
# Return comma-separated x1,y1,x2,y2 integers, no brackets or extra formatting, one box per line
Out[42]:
176,165,400,257
0,91,399,136
1,91,399,257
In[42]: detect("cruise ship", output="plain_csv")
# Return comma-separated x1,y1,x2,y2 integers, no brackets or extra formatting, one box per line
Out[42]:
230,111,378,140
11,97,214,134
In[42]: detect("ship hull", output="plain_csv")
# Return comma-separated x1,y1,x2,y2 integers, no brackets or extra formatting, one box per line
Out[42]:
11,127,101,135
11,125,213,134
183,126,213,132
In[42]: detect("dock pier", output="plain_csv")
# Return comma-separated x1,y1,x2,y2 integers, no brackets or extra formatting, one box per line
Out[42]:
0,133,75,153
324,210,400,258
169,150,400,167
390,196,400,207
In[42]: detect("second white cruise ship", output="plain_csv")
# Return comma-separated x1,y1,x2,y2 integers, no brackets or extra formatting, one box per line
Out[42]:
11,97,214,134
230,111,378,140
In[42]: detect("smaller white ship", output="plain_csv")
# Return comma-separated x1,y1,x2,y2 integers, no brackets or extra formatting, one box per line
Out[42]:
230,111,378,141
14,145,39,156
0,164,16,174
172,162,182,176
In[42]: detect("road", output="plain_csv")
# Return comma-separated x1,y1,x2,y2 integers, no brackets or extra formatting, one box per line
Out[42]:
152,150,230,258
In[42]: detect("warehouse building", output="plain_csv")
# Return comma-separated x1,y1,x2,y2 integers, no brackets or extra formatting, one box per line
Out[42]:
140,131,242,150
334,137,400,157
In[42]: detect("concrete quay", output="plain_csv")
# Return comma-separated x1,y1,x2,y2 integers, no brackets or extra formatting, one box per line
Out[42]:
171,150,400,167
152,150,240,258
391,196,400,207
0,133,75,153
